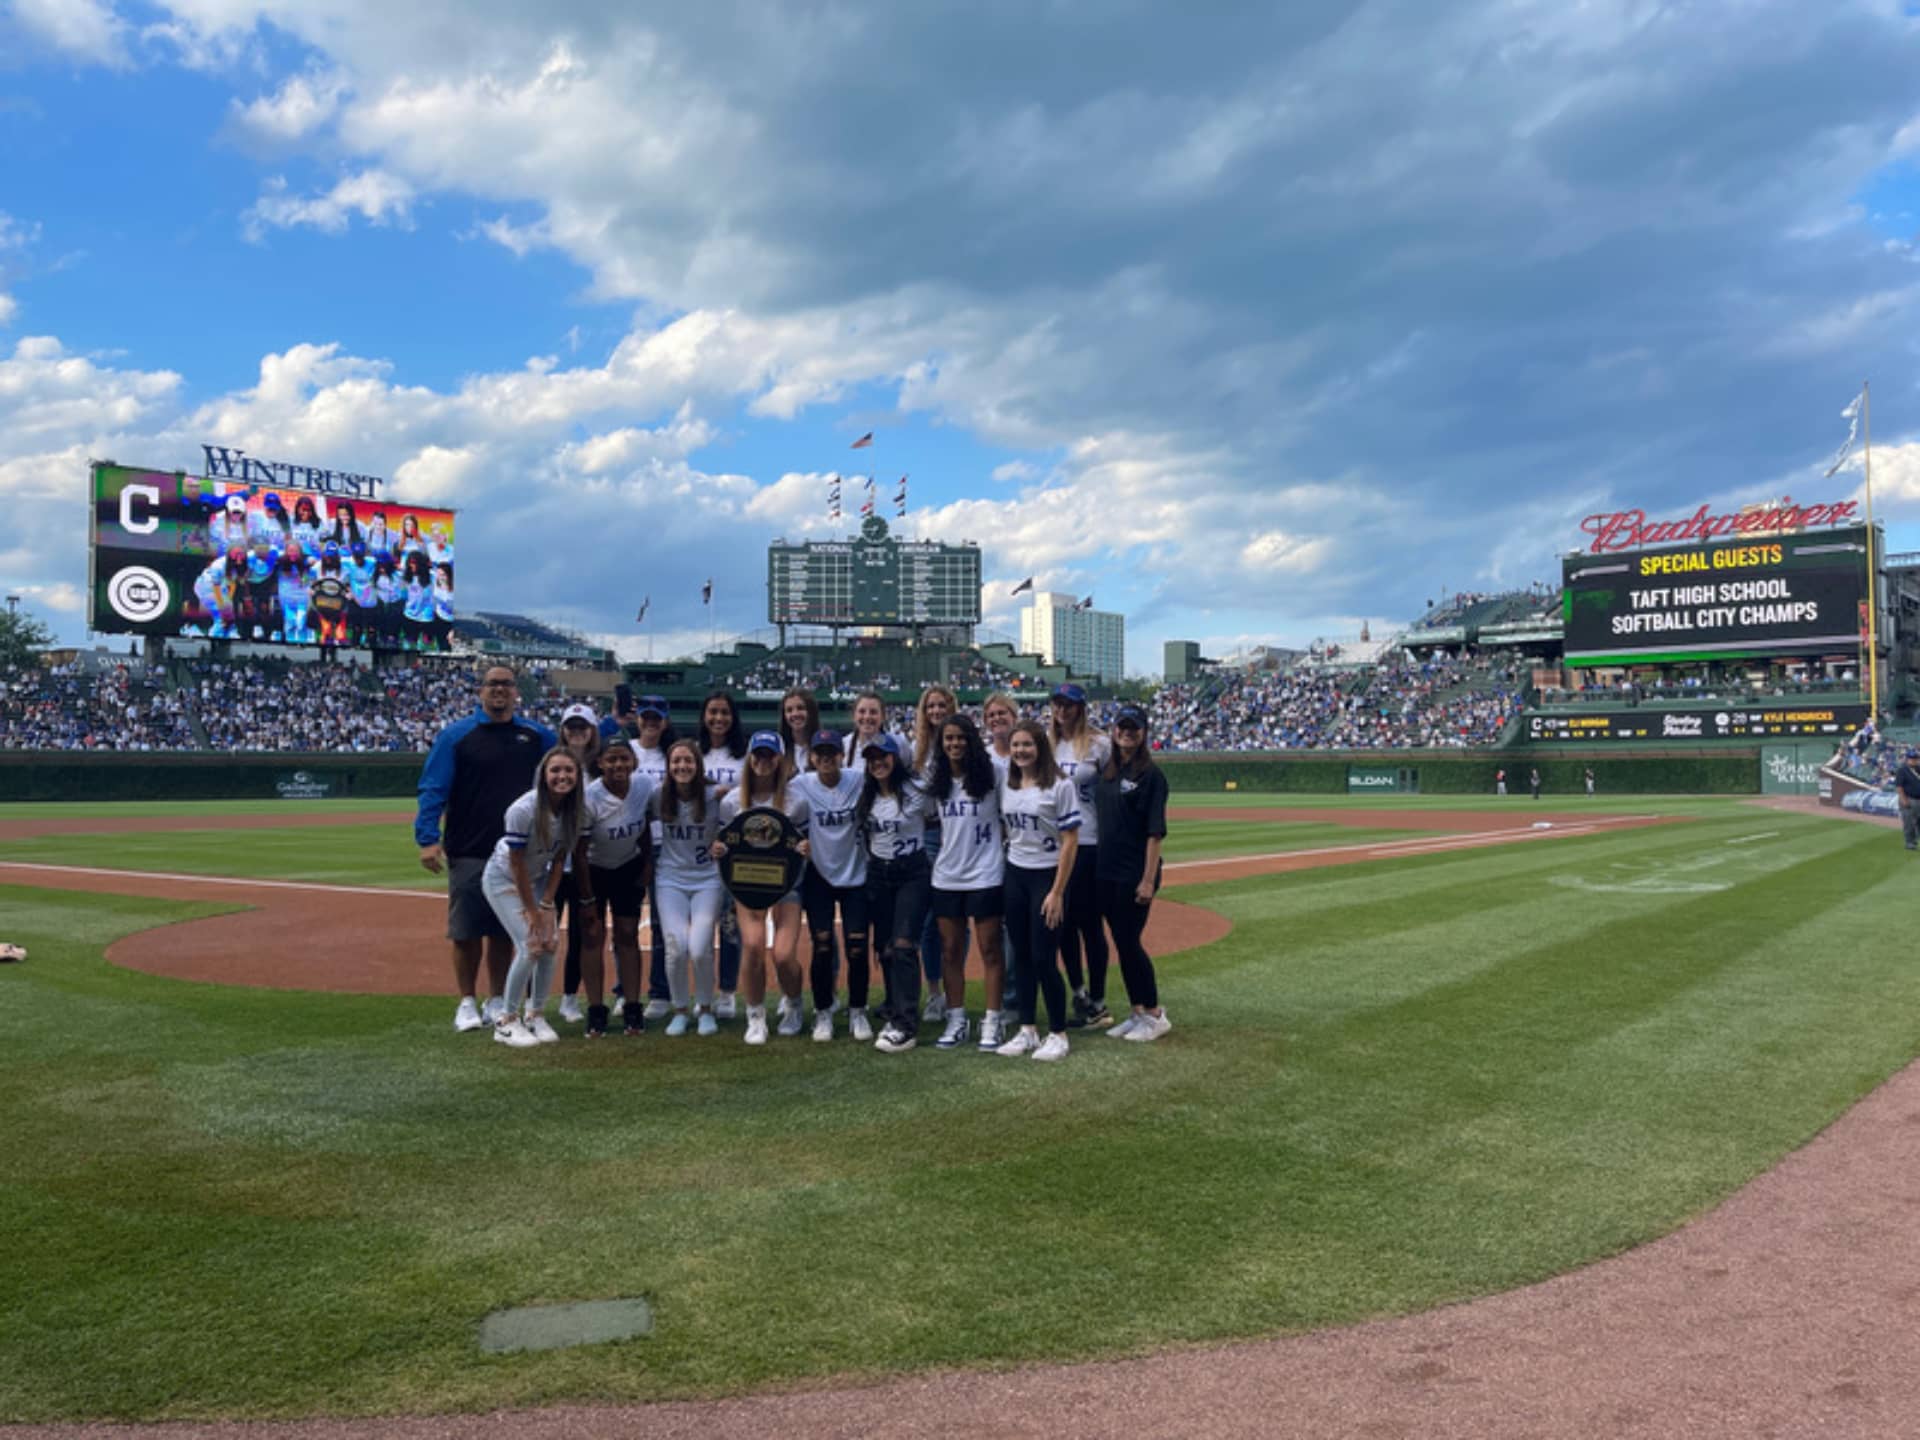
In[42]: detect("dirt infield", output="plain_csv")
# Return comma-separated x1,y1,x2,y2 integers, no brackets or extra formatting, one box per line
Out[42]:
0,811,1666,994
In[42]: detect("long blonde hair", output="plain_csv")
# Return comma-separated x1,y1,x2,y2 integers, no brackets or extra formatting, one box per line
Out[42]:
1048,691,1102,754
913,685,958,772
738,747,795,814
531,748,585,855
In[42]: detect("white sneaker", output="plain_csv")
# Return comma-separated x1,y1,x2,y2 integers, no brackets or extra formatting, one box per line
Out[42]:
1107,1012,1144,1039
849,1009,874,1042
453,997,484,1032
643,998,672,1020
873,1024,917,1054
716,992,738,1019
558,994,583,1024
777,1003,805,1038
665,1012,691,1037
697,1011,719,1037
936,1012,969,1049
482,996,506,1025
526,1014,560,1044
493,1017,538,1049
997,1027,1039,1058
812,1010,834,1043
1032,1032,1070,1062
744,1008,768,1046
923,993,947,1023
1124,1011,1172,1042
977,1010,1004,1051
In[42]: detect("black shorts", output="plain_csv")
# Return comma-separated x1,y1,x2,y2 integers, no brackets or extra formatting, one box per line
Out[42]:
929,884,1005,921
447,855,508,942
589,855,648,919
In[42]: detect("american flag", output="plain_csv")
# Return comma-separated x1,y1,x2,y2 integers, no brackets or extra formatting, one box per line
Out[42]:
850,431,874,450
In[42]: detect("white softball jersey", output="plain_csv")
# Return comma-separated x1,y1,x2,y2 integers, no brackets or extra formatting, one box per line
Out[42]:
652,788,728,889
932,782,1006,891
1000,775,1082,871
1053,732,1111,847
584,775,657,870
793,770,867,888
864,785,931,861
716,784,811,835
703,746,745,793
634,742,669,845
487,789,582,889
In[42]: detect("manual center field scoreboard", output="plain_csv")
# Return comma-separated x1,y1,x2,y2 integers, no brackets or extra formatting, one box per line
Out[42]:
768,516,981,626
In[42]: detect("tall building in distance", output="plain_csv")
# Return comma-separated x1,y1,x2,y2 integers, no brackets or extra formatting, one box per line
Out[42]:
1019,591,1126,682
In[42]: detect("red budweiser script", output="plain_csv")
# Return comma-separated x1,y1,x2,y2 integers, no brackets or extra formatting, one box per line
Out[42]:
1580,499,1860,553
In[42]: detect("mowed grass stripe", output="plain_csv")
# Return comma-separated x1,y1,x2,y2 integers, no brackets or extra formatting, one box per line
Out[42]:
3,808,1916,1420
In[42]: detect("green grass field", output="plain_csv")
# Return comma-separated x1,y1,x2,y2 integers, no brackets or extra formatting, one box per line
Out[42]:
3,795,1914,1422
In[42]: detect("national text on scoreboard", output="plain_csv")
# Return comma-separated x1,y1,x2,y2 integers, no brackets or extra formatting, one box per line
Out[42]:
1561,525,1870,666
767,516,982,627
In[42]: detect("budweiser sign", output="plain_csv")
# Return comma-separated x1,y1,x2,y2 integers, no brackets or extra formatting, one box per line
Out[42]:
1580,498,1859,553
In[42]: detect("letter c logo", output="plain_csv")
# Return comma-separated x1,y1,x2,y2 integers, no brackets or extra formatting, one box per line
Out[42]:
119,483,160,535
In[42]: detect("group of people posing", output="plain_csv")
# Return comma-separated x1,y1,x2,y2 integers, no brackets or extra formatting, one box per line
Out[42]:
189,491,455,651
416,669,1171,1062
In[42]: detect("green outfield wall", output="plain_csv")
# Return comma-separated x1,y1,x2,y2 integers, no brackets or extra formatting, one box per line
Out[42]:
1159,748,1760,796
0,745,1760,801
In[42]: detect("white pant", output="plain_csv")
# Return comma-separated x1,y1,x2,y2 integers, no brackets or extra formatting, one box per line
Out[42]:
483,864,557,1016
655,879,725,1009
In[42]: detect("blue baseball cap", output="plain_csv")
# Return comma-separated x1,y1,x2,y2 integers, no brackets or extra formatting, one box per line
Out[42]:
637,695,669,719
1052,683,1087,705
350,540,366,557
323,543,340,558
748,730,783,754
809,729,843,753
1114,705,1148,729
262,493,283,509
861,732,904,760
1906,747,1918,759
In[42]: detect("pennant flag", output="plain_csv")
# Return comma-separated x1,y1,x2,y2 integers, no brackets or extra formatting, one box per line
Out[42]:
1824,392,1863,477
701,579,713,605
850,431,874,449
1010,577,1034,597
861,498,875,516
1078,595,1094,610
635,596,650,624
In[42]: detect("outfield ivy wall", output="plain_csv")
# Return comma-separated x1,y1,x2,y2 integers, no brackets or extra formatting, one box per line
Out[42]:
0,751,423,801
1158,748,1760,796
0,744,1760,801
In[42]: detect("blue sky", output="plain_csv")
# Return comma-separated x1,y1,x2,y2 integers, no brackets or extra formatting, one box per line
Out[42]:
4,0,1920,673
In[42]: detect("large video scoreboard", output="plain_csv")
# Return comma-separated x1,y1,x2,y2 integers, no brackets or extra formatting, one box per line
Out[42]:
1562,525,1870,666
768,516,981,626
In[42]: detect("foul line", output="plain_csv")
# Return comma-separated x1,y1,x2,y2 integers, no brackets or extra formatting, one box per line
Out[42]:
0,862,441,900
1164,816,1660,878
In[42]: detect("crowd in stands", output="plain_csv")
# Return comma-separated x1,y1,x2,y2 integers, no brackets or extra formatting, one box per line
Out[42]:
189,658,505,753
1539,670,1860,707
721,650,1032,699
0,661,196,751
1149,652,1522,752
1835,724,1902,788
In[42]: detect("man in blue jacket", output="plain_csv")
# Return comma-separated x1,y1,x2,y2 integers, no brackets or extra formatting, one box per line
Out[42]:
416,664,556,1031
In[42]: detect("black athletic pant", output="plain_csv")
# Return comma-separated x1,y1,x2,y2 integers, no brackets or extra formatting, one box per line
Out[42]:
1055,844,1106,999
1096,873,1158,1010
866,851,930,1037
803,870,871,1012
560,878,586,996
1005,863,1067,1033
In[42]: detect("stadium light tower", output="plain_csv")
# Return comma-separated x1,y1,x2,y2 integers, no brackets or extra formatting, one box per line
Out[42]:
4,595,17,615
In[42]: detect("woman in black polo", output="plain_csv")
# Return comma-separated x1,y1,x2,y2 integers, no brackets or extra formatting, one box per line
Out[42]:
1093,705,1171,1041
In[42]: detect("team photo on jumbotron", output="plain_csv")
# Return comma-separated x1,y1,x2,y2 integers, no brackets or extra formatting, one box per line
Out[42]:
8,5,1920,1438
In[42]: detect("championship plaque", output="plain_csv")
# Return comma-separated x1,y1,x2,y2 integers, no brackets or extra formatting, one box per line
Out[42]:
716,805,806,909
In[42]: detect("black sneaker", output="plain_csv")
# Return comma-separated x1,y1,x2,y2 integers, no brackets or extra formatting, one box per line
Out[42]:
622,1000,644,1036
1067,989,1095,1029
585,1003,610,1037
1082,1000,1114,1029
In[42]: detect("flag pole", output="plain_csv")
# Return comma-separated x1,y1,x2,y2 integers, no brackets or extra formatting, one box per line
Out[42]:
1863,380,1879,725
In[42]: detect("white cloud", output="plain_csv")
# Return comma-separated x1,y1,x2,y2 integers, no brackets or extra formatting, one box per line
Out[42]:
10,0,128,67
13,580,83,614
242,170,416,241
231,69,349,143
1240,530,1331,575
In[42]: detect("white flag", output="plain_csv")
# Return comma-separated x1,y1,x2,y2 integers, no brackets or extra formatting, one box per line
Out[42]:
1824,393,1863,478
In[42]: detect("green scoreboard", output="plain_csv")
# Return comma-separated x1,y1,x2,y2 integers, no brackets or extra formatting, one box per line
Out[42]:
768,516,982,626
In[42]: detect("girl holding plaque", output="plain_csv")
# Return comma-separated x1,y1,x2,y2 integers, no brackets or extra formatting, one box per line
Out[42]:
711,732,812,1046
